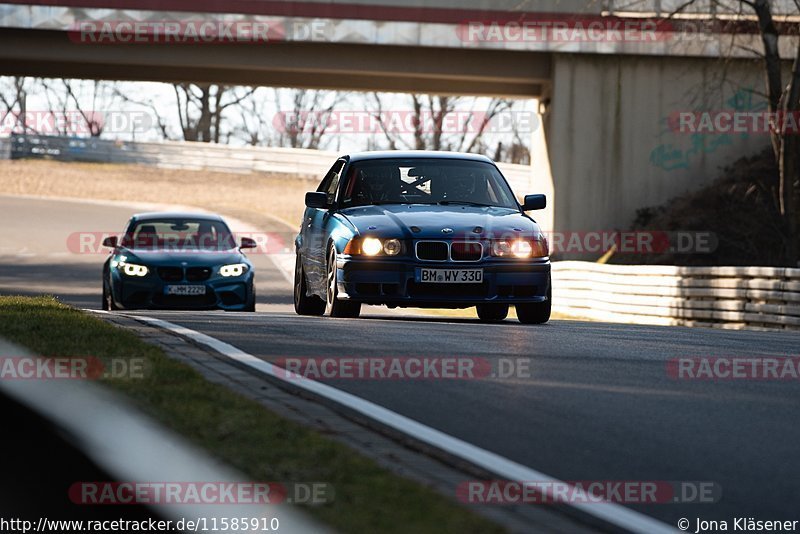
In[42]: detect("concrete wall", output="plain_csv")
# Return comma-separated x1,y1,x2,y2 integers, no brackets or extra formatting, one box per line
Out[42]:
548,53,770,232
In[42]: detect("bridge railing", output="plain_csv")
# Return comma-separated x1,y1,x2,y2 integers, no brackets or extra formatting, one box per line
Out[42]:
552,261,800,330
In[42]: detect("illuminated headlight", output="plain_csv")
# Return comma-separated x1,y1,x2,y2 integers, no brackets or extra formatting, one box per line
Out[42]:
491,239,548,258
219,263,249,277
361,238,383,256
343,237,403,256
383,239,402,256
120,262,148,277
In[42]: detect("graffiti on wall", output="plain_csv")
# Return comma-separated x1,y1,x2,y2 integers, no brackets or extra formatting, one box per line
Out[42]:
649,88,768,172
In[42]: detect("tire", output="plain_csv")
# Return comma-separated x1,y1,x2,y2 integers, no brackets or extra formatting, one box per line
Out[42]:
243,284,256,312
516,277,551,325
102,278,118,311
294,254,325,316
476,303,509,323
325,246,361,318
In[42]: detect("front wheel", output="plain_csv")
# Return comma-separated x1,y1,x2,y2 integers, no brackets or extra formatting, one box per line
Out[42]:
294,254,325,316
243,284,256,312
476,304,509,323
516,278,551,324
102,278,117,311
325,247,361,318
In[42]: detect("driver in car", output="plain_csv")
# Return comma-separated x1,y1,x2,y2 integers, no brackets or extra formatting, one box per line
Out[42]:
361,167,402,204
438,172,491,204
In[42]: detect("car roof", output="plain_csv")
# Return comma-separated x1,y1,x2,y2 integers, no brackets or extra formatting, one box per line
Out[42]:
345,150,495,163
131,212,225,222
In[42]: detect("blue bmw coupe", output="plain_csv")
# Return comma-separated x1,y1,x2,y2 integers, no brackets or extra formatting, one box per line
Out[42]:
294,151,551,323
102,212,257,311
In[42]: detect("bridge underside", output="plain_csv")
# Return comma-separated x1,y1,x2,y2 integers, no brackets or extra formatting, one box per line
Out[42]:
0,29,550,97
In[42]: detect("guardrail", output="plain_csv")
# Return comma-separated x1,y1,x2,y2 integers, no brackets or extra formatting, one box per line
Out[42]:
1,134,338,177
0,134,535,192
552,261,800,330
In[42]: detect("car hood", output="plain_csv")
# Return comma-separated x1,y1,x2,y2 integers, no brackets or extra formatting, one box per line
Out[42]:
339,204,543,240
118,248,245,266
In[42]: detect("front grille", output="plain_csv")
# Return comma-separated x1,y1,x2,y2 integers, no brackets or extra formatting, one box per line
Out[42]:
186,267,212,282
416,241,448,261
157,267,183,282
451,241,483,261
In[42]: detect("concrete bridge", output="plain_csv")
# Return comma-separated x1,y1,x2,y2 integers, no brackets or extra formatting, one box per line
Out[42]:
0,0,792,233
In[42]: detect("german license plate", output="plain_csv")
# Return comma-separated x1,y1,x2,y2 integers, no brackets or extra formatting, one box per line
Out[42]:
418,268,483,284
166,285,206,296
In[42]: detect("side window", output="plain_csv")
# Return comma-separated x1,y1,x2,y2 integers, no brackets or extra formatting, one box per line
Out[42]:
316,160,345,203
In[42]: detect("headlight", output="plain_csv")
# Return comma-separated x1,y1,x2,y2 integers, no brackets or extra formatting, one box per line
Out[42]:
383,239,402,256
491,239,548,258
120,262,148,277
219,263,249,277
343,237,404,256
361,238,383,256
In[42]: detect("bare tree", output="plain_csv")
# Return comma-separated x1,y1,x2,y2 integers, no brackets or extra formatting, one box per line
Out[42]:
113,86,172,141
233,92,269,146
367,93,520,157
274,89,348,149
171,83,256,143
0,77,33,134
230,88,347,149
40,79,114,137
669,0,800,264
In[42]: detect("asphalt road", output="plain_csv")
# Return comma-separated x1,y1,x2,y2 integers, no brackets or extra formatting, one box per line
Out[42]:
2,194,800,530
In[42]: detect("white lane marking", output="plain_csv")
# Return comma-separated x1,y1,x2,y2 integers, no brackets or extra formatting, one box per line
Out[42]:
123,314,678,534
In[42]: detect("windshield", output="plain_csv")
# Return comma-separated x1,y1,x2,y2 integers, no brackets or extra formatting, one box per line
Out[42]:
339,158,519,209
122,218,236,251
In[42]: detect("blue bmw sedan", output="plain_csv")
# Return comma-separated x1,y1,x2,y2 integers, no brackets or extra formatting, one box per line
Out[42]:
102,212,257,311
294,151,551,323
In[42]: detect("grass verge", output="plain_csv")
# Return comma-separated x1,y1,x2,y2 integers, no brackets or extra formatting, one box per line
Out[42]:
0,295,504,534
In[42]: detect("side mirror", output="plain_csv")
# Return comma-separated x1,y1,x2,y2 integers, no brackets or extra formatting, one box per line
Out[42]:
102,236,118,248
305,191,331,209
240,237,257,249
522,194,546,211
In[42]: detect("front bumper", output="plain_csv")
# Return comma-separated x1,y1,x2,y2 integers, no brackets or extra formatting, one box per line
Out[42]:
336,256,551,307
111,272,254,311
